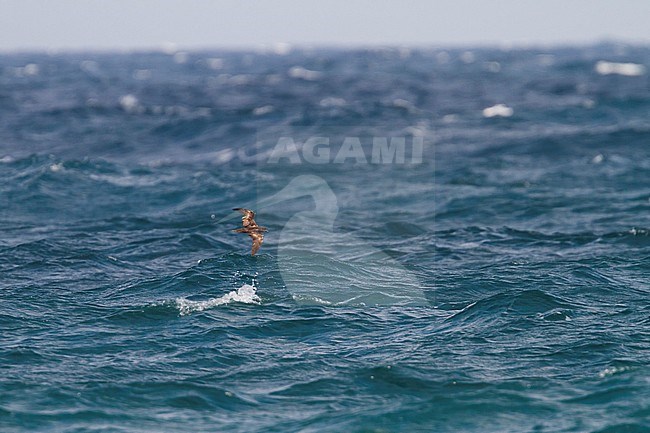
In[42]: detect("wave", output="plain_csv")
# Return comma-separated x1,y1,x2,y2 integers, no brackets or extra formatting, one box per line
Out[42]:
3,48,649,432
446,289,576,323
175,283,260,316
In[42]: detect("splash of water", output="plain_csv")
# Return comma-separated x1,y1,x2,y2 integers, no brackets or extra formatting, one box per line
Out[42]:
175,284,260,316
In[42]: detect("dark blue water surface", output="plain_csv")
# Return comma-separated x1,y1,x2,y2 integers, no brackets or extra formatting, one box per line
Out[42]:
1,45,649,432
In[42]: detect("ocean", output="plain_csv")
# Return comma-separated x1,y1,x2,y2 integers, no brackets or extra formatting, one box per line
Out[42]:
0,45,648,432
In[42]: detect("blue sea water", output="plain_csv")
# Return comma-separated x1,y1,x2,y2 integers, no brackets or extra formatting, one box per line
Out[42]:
1,45,649,432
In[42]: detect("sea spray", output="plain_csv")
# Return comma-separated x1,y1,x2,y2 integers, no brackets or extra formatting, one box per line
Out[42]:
175,284,260,315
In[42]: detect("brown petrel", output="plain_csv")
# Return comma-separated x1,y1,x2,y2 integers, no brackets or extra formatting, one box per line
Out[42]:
232,208,267,256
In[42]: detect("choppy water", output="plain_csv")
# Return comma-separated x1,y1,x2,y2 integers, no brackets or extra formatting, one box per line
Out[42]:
1,45,649,432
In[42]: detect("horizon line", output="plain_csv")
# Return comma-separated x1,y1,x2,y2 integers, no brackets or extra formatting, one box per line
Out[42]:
1,38,650,55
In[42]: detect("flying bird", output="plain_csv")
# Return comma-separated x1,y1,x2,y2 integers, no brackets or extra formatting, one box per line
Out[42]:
232,208,267,256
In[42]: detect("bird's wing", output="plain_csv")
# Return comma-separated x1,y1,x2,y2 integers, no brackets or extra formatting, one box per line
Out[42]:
248,231,264,256
234,208,256,227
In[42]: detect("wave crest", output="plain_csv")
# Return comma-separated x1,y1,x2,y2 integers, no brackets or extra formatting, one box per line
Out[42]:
175,284,260,316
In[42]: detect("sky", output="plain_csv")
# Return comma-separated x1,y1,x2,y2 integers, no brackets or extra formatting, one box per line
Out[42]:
1,0,650,51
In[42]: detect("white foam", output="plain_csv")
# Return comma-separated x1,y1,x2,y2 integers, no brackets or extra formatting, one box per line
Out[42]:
291,294,332,305
211,148,235,164
272,42,292,55
482,103,513,118
23,63,39,76
160,42,178,55
253,105,274,116
393,98,415,111
119,94,140,113
206,58,224,70
288,66,321,81
442,114,459,123
404,126,425,137
582,99,596,109
13,63,39,77
49,163,64,172
175,284,260,316
484,61,501,73
229,74,251,85
598,365,633,378
80,60,100,74
595,61,646,77
460,51,475,64
319,97,346,107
